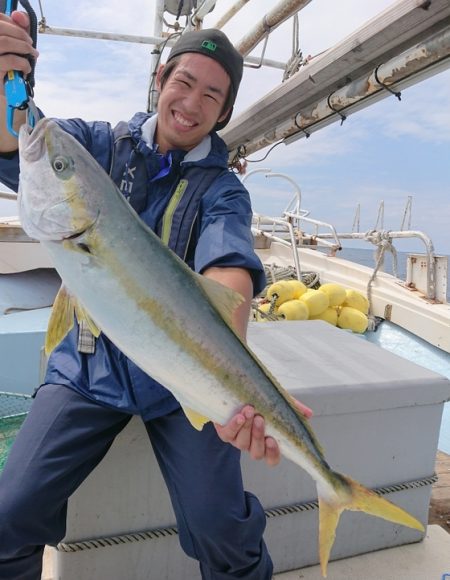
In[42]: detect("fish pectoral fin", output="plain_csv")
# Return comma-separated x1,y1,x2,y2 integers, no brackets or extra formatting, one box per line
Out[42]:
195,274,245,328
182,406,211,431
45,287,101,356
74,302,101,338
45,285,76,355
318,473,425,577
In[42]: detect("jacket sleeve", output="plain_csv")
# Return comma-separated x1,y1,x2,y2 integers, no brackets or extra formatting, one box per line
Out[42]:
194,172,266,296
0,149,20,192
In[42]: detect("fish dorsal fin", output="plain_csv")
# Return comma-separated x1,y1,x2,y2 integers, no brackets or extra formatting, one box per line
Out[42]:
45,286,101,355
182,406,211,431
45,285,75,355
195,273,245,327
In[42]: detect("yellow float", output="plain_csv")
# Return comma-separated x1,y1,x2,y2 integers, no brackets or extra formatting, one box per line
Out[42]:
265,281,296,306
337,306,369,333
278,299,309,321
343,289,369,314
256,279,370,334
299,289,329,316
283,279,307,299
309,307,338,326
319,283,346,307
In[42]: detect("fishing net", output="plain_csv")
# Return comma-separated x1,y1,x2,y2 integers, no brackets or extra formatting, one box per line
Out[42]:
0,392,33,472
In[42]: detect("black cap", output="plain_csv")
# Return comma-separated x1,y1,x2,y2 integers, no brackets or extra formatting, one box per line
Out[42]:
167,29,243,130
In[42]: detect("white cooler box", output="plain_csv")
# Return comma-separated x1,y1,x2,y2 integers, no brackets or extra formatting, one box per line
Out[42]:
52,321,450,579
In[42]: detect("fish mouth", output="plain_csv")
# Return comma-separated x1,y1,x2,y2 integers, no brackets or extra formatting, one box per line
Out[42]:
19,118,54,163
61,210,100,243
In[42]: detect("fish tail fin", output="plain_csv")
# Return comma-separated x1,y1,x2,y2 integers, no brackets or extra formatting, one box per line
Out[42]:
318,472,425,577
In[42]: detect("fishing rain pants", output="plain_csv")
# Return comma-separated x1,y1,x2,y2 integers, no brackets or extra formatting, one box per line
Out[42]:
0,384,273,580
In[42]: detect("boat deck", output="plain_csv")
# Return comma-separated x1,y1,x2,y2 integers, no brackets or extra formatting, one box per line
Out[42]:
429,451,450,533
41,452,450,580
41,527,450,580
275,525,449,580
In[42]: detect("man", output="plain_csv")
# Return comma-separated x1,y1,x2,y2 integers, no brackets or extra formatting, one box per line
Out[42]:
0,12,311,580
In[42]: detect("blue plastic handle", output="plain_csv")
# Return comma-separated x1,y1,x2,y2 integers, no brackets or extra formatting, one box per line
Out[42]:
4,0,19,16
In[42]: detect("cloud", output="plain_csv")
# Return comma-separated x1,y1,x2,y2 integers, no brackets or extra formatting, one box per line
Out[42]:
40,0,153,34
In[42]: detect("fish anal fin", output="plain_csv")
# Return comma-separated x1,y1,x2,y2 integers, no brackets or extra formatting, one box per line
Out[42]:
182,406,211,431
45,285,75,355
195,273,244,327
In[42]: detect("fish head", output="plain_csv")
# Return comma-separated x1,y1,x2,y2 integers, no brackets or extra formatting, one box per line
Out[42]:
18,118,102,242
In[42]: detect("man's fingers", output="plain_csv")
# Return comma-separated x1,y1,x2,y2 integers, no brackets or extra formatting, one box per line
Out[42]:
248,415,266,460
292,397,313,419
264,437,281,467
214,405,254,444
0,51,33,76
230,407,254,449
11,10,31,33
0,13,32,40
215,399,311,467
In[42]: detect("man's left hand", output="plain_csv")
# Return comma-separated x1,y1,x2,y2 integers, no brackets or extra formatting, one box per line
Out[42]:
214,401,313,467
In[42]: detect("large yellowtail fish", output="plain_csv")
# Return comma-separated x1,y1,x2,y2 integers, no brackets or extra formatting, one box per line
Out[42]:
18,119,424,576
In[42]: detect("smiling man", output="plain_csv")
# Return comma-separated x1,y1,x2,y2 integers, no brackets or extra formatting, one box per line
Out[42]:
0,22,311,580
155,55,231,152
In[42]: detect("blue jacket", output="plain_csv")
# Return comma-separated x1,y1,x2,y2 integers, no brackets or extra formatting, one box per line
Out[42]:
0,113,266,420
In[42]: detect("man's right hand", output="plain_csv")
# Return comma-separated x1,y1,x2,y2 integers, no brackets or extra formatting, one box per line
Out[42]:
0,10,37,93
0,11,38,151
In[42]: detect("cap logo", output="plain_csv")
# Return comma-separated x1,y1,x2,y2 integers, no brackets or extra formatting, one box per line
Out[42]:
201,40,217,52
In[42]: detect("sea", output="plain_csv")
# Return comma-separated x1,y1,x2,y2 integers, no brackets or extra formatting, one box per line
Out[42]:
338,246,450,302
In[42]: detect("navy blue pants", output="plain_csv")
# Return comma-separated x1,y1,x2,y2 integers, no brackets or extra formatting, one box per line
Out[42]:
0,384,273,579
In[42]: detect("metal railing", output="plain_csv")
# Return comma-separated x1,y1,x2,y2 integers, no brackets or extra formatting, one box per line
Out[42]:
246,171,440,300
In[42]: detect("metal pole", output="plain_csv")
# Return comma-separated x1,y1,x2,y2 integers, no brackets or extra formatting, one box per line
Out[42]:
38,25,167,45
147,0,165,113
0,191,17,201
235,0,312,56
228,26,450,158
38,24,285,70
212,0,252,30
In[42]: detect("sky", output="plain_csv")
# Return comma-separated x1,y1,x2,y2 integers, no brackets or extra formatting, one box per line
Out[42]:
1,0,449,255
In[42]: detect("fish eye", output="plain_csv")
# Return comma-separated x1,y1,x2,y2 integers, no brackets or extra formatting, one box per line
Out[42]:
52,156,69,173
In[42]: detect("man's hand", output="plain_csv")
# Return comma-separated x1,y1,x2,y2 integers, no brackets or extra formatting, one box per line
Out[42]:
0,11,38,151
215,400,313,467
0,11,37,90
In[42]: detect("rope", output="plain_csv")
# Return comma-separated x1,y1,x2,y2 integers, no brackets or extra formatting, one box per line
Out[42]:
363,230,398,329
261,264,319,289
266,474,437,519
57,526,179,552
56,474,437,553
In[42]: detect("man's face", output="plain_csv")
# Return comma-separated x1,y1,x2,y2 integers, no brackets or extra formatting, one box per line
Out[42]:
155,53,231,153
